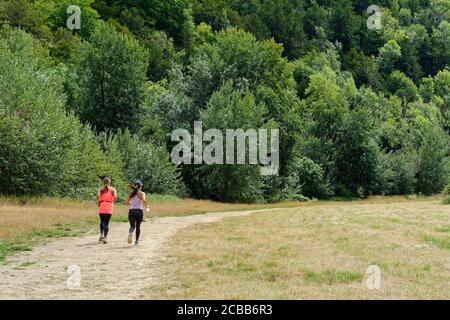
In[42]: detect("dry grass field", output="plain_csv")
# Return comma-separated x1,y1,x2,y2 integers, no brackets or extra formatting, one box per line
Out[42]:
0,195,300,262
148,197,450,299
1,195,448,299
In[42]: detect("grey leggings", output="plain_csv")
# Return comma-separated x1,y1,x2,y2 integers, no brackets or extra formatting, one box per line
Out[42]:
129,209,144,241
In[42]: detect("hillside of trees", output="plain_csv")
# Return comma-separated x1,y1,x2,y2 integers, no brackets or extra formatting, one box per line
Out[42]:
0,0,448,202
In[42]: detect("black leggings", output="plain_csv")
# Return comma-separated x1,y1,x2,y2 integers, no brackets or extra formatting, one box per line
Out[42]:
129,209,144,241
99,214,111,237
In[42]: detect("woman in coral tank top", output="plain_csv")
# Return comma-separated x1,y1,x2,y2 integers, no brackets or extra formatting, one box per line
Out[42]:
96,177,116,244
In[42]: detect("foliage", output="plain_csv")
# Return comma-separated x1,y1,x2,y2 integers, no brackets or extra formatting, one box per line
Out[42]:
0,0,448,202
197,82,269,202
69,22,149,133
0,27,122,198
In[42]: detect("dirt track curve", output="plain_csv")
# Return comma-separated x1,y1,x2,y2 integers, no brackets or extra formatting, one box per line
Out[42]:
0,209,274,299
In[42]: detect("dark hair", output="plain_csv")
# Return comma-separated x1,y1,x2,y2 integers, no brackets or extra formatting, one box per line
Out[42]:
129,183,141,199
100,177,111,194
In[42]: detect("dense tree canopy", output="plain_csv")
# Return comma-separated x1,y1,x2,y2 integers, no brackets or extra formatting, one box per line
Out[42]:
0,0,448,202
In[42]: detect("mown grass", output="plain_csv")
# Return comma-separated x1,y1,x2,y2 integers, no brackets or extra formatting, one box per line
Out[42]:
147,198,450,299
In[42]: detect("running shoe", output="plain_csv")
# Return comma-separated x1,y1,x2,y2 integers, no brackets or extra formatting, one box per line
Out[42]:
102,237,108,244
127,233,133,244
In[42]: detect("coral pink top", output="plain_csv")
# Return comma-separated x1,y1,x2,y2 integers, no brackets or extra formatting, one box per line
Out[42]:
98,187,115,214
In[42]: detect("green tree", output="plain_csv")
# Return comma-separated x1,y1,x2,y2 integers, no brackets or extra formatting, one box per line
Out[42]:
377,40,402,76
143,30,183,82
286,156,330,199
433,69,450,110
377,150,418,195
70,22,149,133
388,70,419,103
334,108,380,195
254,0,308,59
0,0,52,41
427,21,450,75
416,126,449,195
0,27,120,197
419,76,435,103
50,27,82,62
328,0,360,53
397,37,423,83
36,0,100,39
343,48,382,89
198,82,271,202
93,0,194,46
69,125,125,199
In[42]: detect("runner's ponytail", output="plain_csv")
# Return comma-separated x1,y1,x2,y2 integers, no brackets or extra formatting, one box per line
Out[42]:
100,177,111,194
129,184,141,199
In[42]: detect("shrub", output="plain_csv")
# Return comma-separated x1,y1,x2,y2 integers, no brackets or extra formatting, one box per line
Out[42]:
416,126,449,195
115,130,185,197
286,156,330,199
377,150,418,195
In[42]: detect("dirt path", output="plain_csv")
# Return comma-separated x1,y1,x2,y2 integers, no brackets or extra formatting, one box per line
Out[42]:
0,209,274,299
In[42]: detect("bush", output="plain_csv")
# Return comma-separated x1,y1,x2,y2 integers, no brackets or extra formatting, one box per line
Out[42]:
416,126,449,195
286,156,330,199
115,130,185,197
377,150,418,195
442,183,450,195
129,142,186,197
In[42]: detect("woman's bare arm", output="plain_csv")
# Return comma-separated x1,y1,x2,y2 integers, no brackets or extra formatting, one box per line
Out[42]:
139,191,149,210
111,187,117,202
